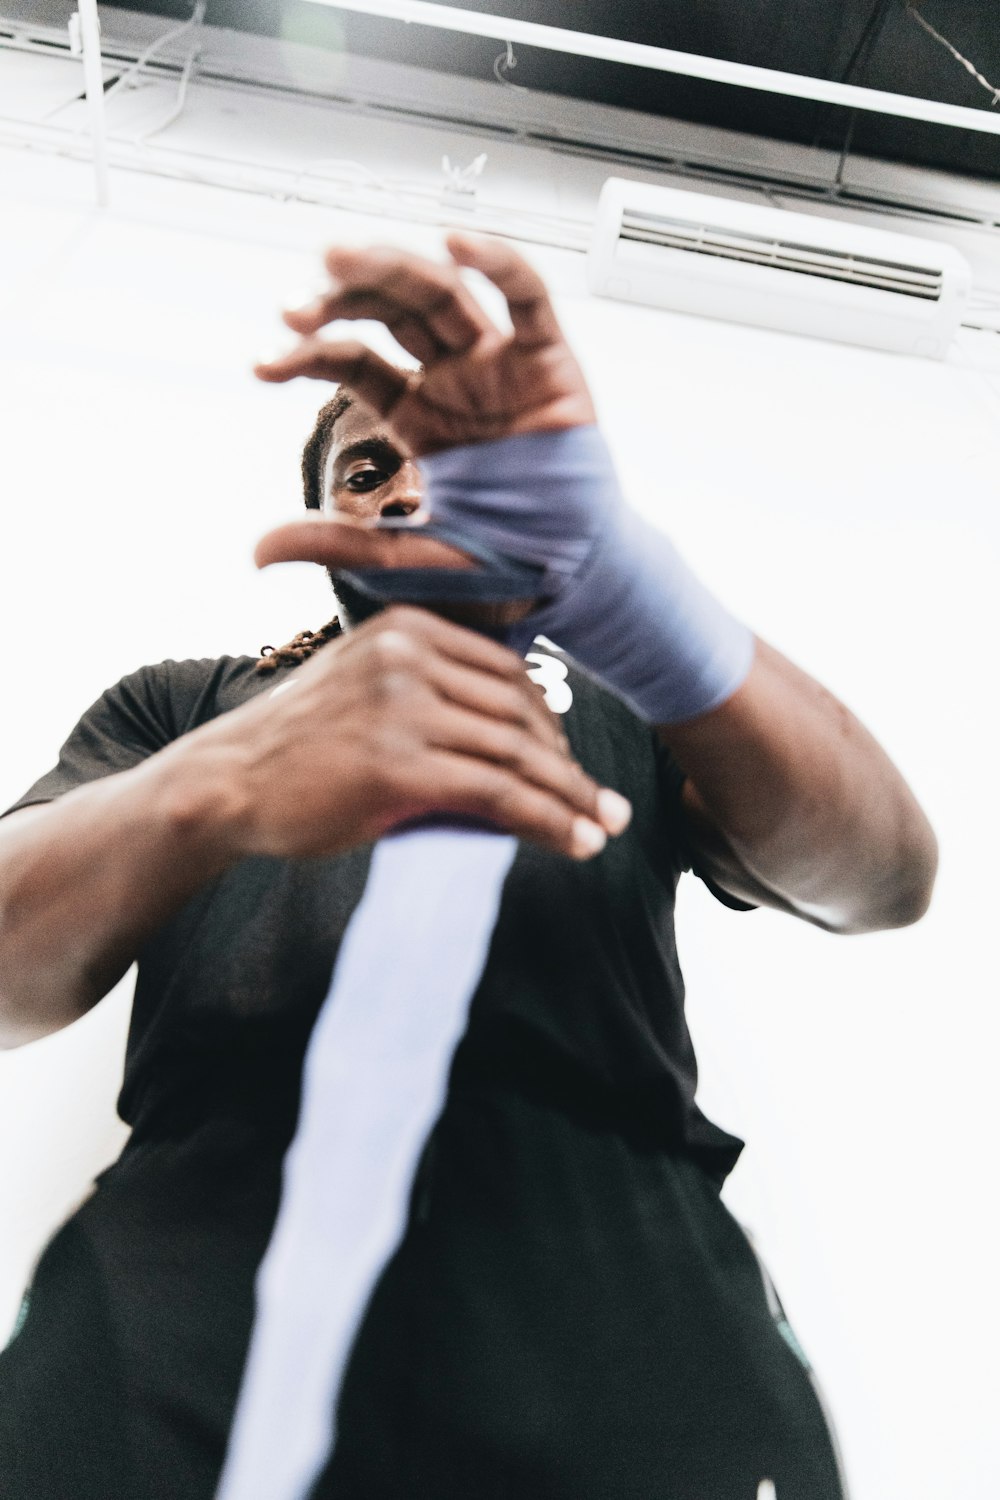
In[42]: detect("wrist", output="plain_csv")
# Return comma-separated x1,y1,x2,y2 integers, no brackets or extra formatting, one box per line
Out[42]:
419,426,611,599
422,425,754,724
535,504,755,724
144,720,258,868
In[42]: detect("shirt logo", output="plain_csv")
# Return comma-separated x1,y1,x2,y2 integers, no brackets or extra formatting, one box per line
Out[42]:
526,650,573,715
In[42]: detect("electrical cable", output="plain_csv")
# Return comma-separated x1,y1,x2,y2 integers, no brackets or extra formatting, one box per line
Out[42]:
907,6,1000,107
40,0,205,131
131,1,207,144
837,0,898,94
809,0,897,185
101,0,204,114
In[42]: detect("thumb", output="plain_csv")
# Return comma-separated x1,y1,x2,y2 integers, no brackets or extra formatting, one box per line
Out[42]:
254,516,474,572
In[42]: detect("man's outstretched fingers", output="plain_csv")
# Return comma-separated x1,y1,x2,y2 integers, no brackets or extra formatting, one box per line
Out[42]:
255,338,412,414
316,246,494,353
424,658,569,756
284,292,444,368
428,751,609,861
381,607,534,682
447,233,564,349
427,702,614,825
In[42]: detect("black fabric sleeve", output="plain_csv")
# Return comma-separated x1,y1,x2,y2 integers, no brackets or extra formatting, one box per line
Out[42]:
654,737,756,913
1,660,225,819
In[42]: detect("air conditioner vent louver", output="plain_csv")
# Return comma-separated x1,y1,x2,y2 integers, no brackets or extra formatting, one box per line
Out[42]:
621,211,944,301
590,180,971,357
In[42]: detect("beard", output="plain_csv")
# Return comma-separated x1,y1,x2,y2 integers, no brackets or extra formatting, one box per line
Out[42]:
328,570,387,628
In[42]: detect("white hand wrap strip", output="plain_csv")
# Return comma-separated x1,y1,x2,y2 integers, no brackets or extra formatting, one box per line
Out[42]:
216,828,518,1500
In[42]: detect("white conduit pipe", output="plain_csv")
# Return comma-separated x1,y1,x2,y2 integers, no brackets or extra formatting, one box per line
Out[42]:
216,825,518,1500
76,0,110,206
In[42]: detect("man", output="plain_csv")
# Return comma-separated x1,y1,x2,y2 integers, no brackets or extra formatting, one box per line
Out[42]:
0,235,936,1500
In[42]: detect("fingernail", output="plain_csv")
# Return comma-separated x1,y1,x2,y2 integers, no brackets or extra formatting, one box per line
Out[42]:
571,817,607,859
597,788,632,835
254,345,292,367
284,297,324,320
282,282,326,309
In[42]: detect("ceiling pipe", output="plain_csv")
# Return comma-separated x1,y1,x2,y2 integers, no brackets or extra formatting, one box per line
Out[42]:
302,0,1000,138
75,0,110,206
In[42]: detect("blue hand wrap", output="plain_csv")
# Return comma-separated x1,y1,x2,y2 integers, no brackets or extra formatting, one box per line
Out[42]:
422,425,754,724
341,426,753,724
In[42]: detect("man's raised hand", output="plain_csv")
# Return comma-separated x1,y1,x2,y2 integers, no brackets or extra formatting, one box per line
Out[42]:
201,609,630,863
255,235,596,455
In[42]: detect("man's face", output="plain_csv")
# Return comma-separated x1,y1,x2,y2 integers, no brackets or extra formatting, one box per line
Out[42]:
322,399,423,527
320,399,421,626
320,398,534,633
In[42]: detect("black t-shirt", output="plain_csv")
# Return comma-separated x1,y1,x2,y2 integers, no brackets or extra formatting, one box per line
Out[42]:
2,645,766,1500
5,646,745,1175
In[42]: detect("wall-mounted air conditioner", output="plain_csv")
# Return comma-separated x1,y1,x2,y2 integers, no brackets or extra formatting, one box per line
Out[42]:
588,178,971,358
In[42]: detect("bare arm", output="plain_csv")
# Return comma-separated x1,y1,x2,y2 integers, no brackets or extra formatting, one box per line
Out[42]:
0,742,240,1048
662,637,938,934
0,610,628,1050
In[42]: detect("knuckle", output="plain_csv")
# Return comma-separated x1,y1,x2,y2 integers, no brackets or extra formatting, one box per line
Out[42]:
571,766,599,810
341,340,373,377
377,603,431,645
521,694,560,744
371,669,420,713
423,281,458,314
365,727,416,804
509,703,538,741
512,676,536,706
498,727,531,774
370,624,420,670
364,743,396,800
381,605,428,638
477,770,517,821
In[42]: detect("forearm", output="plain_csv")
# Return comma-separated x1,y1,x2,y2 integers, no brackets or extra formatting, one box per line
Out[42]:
0,611,625,1048
0,734,244,1048
660,638,939,933
409,427,936,931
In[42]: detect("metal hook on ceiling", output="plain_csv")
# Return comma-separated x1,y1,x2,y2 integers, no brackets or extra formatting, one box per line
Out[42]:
494,39,528,92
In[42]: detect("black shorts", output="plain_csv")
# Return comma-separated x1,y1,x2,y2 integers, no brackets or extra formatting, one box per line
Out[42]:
319,1086,848,1500
1,1090,847,1500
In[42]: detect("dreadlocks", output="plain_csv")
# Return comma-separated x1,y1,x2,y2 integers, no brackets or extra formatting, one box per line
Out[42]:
257,618,344,674
256,388,355,674
300,388,354,513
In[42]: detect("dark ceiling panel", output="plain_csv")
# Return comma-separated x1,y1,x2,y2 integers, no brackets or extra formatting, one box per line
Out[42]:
115,0,1000,182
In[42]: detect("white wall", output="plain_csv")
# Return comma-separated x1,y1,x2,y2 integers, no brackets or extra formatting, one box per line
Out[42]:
1,134,999,1500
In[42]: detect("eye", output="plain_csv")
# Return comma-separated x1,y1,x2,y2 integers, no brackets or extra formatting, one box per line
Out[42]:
344,464,389,493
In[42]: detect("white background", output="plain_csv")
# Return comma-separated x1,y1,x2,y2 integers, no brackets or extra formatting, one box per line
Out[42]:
1,80,999,1500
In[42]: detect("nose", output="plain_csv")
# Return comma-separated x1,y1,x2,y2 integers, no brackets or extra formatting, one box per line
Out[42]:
379,459,423,520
